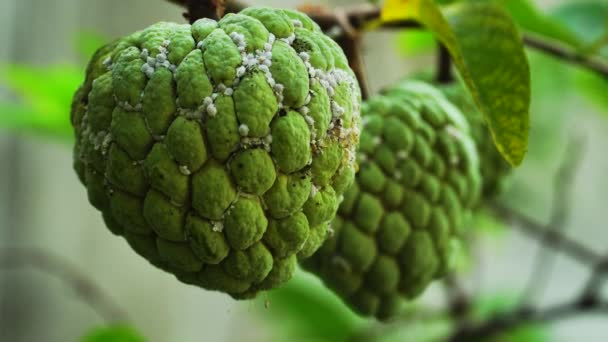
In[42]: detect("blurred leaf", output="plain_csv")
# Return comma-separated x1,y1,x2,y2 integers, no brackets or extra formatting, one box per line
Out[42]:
471,294,549,342
551,1,608,57
382,0,531,166
81,325,146,342
0,64,82,141
472,207,507,237
75,31,108,60
259,270,365,342
575,69,608,113
396,30,435,56
503,0,582,49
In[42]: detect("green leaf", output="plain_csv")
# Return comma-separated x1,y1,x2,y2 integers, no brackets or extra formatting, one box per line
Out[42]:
0,64,82,141
551,1,608,57
259,269,365,341
81,325,146,342
504,0,583,48
575,69,608,113
382,0,531,166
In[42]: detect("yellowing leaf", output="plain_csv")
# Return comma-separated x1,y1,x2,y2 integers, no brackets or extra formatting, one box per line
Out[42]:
381,0,531,166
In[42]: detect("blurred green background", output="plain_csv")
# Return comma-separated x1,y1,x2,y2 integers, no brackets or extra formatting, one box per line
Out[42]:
0,0,607,341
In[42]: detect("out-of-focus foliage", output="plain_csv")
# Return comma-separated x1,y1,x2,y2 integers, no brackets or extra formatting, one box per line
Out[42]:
0,33,105,142
550,1,608,114
81,325,146,342
258,270,366,342
504,0,582,48
0,65,81,141
470,294,549,342
383,0,531,166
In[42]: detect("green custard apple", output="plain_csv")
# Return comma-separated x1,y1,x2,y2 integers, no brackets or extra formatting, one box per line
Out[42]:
302,81,481,319
70,7,361,299
439,83,511,198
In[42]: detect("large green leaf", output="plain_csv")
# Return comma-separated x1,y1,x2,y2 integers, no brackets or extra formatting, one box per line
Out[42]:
504,0,583,48
382,0,531,166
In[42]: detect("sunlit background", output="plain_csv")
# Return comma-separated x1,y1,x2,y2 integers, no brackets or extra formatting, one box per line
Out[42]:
1,0,607,341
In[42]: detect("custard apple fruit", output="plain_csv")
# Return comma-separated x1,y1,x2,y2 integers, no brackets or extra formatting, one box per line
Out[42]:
302,81,481,319
71,7,361,299
439,83,511,198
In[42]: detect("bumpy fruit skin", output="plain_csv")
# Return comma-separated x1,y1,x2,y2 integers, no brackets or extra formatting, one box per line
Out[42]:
302,81,481,319
440,83,511,198
70,7,361,299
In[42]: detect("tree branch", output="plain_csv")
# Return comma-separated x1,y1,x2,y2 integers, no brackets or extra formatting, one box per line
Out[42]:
449,300,608,341
519,138,584,305
436,43,453,84
0,247,130,323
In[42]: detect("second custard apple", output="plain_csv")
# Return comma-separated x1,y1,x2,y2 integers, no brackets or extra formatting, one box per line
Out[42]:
302,81,481,319
439,82,511,198
71,7,361,299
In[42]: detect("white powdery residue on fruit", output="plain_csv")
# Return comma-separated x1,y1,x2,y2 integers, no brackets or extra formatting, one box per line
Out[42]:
396,150,409,160
211,221,224,232
101,133,113,155
280,33,296,45
141,64,155,78
224,87,234,96
298,51,310,62
299,106,310,116
102,56,113,70
331,101,344,119
273,83,285,105
206,103,217,117
238,124,249,137
236,66,246,78
179,165,192,176
292,19,303,28
263,134,273,145
310,184,318,198
196,40,205,49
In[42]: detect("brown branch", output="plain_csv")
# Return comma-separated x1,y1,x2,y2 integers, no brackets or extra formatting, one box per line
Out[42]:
0,247,130,323
176,0,228,23
490,203,601,267
523,34,608,78
449,300,608,341
436,43,453,84
519,138,584,305
443,273,470,318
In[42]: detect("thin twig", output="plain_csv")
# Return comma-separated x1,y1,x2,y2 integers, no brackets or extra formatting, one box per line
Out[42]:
520,138,584,305
0,247,130,323
523,34,608,78
449,300,608,341
490,203,601,267
436,43,453,84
